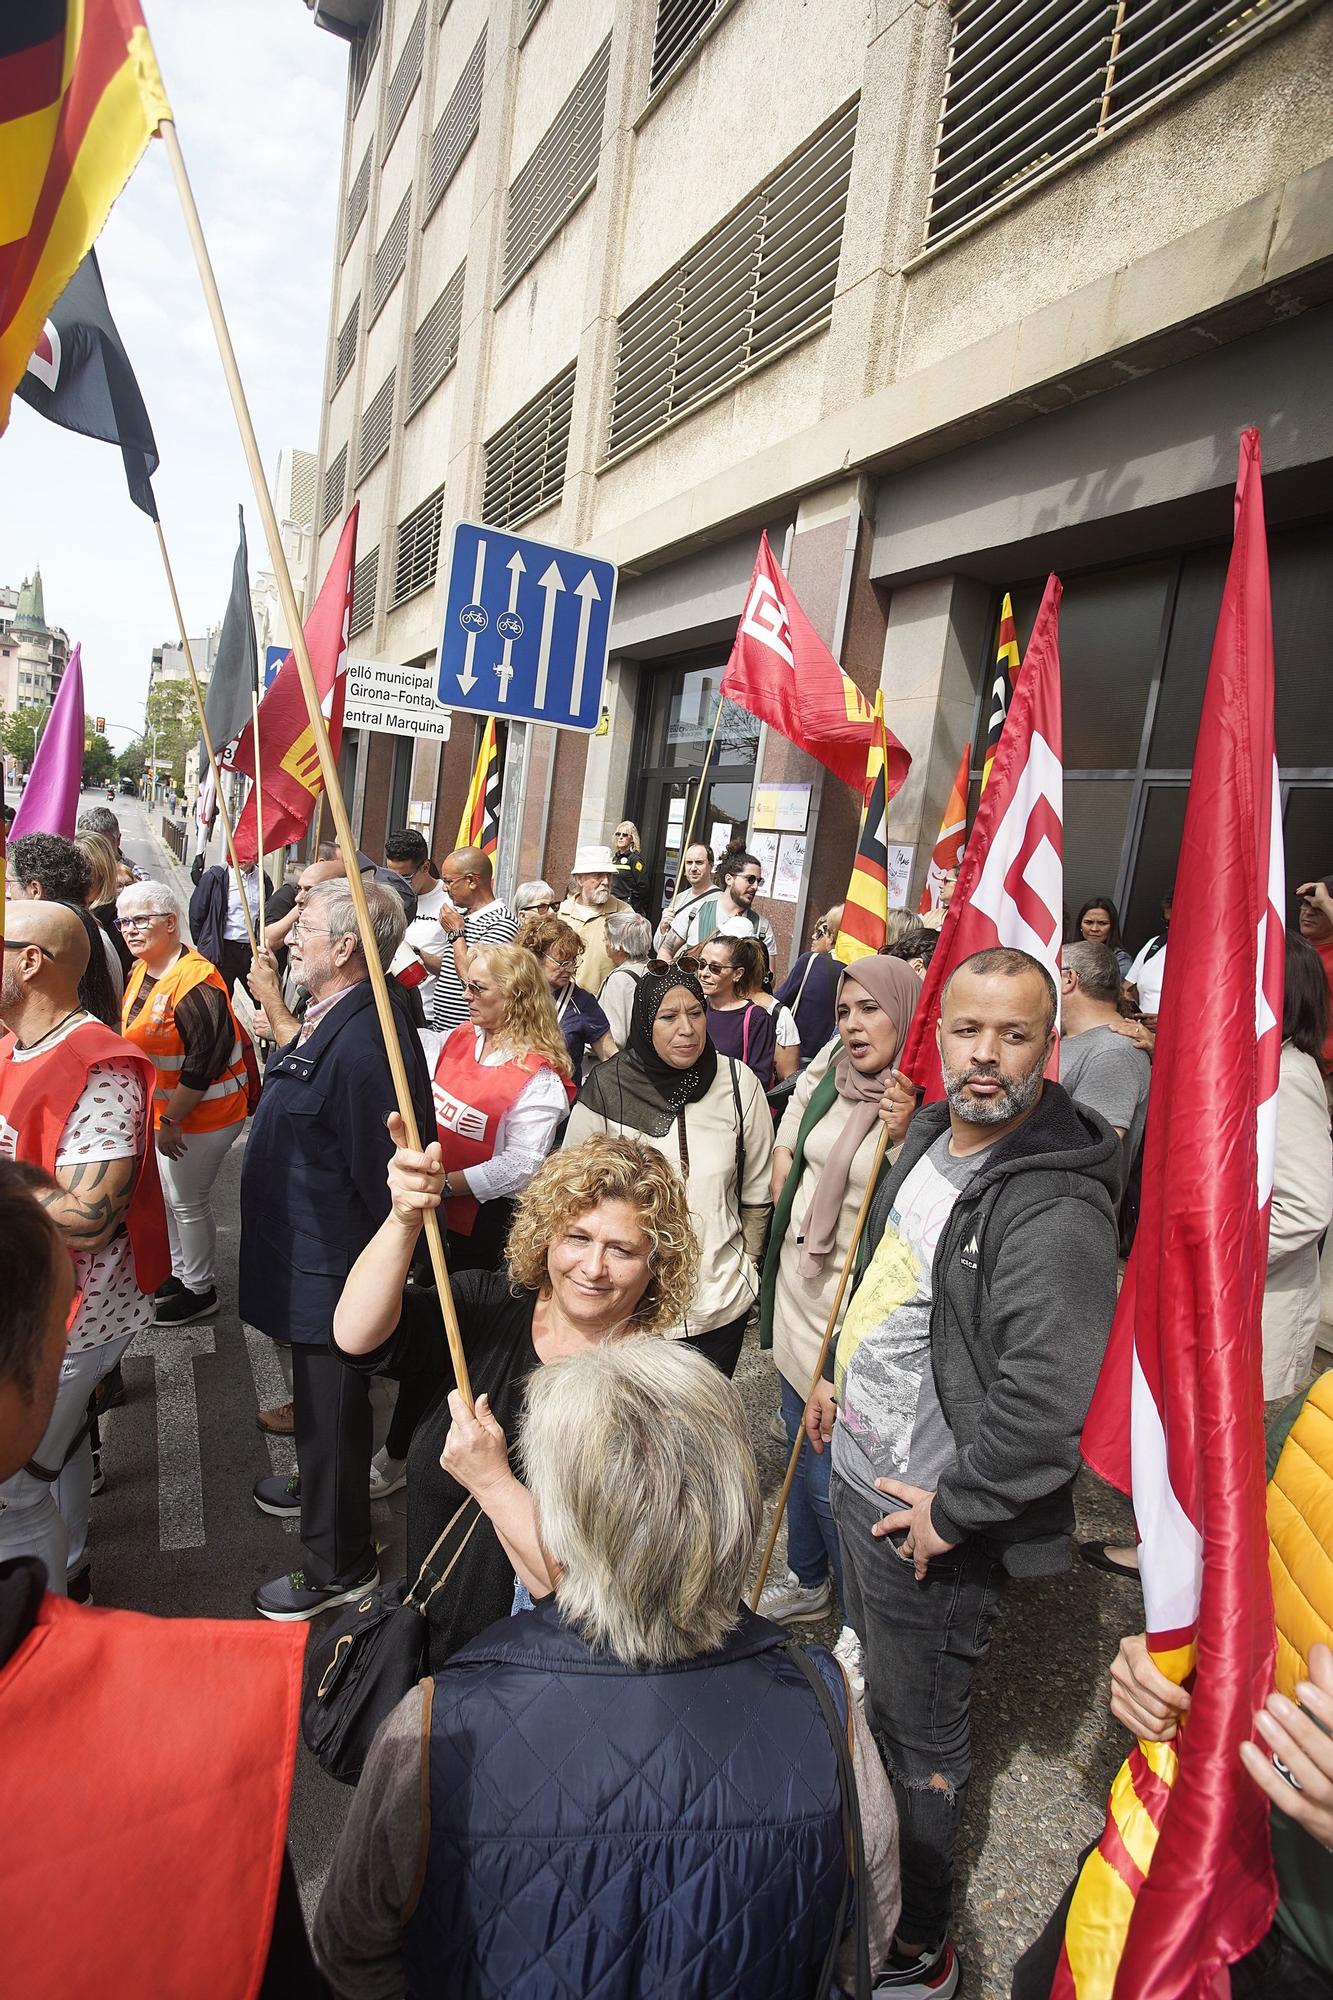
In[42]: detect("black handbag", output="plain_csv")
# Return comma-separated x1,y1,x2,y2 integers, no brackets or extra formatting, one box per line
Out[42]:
301,1495,481,1785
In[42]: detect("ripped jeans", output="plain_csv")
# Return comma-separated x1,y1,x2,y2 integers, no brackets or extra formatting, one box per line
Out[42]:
832,1471,1004,1951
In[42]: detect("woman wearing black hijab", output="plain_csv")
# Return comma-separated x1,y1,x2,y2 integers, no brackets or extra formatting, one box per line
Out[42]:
563,967,774,1376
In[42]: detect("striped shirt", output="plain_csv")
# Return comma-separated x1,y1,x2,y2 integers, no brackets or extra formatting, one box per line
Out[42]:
431,900,519,1033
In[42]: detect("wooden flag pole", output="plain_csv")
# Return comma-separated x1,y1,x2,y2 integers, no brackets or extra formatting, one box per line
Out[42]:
661,693,726,938
152,518,258,960
749,1123,891,1609
160,116,472,1404
250,684,266,945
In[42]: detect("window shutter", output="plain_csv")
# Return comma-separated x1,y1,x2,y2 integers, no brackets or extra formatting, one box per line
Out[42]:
426,29,486,220
344,145,372,256
482,364,576,528
333,296,360,392
358,369,396,478
407,261,466,416
350,547,379,638
385,1,425,150
321,443,348,531
501,37,610,291
650,0,725,94
392,488,446,606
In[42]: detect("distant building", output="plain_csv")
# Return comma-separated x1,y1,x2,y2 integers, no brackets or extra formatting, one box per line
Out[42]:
251,446,318,660
0,569,70,717
149,628,220,698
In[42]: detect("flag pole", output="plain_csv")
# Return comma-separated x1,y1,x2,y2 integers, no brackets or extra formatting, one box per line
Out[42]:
160,116,472,1404
749,1124,891,1608
661,692,726,934
152,518,258,960
250,684,266,945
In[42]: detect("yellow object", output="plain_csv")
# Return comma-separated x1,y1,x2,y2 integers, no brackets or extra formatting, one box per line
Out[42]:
1267,1369,1333,1700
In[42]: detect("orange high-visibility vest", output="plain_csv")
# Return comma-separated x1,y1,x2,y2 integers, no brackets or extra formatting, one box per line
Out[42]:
122,948,249,1134
0,1591,305,1998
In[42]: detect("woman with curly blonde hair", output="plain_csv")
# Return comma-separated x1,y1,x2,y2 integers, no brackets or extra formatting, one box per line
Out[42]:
333,1128,700,1669
516,910,616,1073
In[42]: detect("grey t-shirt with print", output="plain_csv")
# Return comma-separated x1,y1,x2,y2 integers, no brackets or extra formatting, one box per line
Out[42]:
831,1130,988,1504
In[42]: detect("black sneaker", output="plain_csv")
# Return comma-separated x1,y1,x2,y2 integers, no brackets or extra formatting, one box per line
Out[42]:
89,1448,106,1496
154,1285,218,1326
154,1276,185,1302
66,1565,94,1606
253,1563,379,1622
872,1942,960,1996
253,1472,301,1517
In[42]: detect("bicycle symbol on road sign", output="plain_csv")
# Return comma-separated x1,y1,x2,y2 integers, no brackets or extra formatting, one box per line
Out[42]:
459,603,488,632
496,612,524,641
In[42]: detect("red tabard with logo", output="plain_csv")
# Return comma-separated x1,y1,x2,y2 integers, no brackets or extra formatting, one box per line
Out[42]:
0,1020,170,1292
0,1592,306,1998
431,1025,562,1235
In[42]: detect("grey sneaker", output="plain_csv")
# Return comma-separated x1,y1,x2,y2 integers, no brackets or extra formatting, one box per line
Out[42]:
369,1447,407,1499
756,1568,832,1625
253,1563,379,1622
253,1471,301,1517
833,1623,865,1699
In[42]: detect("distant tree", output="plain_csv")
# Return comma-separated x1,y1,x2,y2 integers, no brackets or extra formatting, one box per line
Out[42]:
117,739,146,782
82,732,118,786
0,704,51,770
144,681,197,787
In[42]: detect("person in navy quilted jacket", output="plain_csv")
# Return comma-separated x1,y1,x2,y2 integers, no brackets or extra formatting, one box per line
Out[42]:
314,1337,902,1998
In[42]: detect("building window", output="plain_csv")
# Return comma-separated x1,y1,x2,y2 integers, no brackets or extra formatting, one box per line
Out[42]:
358,369,396,478
391,487,446,606
350,547,379,638
333,295,360,392
607,99,857,461
650,0,729,94
321,443,348,530
501,37,610,292
925,0,1316,250
344,144,372,256
370,188,411,320
350,3,382,107
384,0,425,151
482,363,576,528
631,662,761,913
426,29,486,222
407,261,466,417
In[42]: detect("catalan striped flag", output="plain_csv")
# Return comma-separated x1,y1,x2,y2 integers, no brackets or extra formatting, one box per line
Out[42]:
1059,431,1282,2000
833,695,892,965
457,717,500,857
919,745,969,916
0,1,170,434
982,591,1020,791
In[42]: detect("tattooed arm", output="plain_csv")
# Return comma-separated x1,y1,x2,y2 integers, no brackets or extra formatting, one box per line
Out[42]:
40,1153,138,1253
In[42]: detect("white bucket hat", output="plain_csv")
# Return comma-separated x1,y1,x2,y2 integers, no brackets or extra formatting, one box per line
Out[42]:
571,844,616,875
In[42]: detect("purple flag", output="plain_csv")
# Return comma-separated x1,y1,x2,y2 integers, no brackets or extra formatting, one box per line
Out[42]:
11,643,87,841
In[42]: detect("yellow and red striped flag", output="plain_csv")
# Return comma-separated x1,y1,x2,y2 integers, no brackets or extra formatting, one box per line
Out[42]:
0,0,170,434
456,717,500,857
982,591,1020,791
918,745,969,916
833,695,896,965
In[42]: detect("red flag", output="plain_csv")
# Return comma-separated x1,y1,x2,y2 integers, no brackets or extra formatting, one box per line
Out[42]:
721,533,910,794
227,509,357,864
1060,431,1282,2000
898,577,1064,1101
919,745,969,915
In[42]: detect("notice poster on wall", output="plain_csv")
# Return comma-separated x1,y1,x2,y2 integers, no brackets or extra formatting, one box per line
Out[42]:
772,833,806,903
887,843,914,910
749,829,780,894
709,820,733,861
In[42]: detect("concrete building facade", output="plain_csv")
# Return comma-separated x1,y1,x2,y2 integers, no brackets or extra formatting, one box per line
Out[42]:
1,570,70,720
305,0,1333,964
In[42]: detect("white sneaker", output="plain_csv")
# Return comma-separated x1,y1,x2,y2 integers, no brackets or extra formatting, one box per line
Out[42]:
369,1448,407,1499
756,1568,832,1625
833,1623,865,1699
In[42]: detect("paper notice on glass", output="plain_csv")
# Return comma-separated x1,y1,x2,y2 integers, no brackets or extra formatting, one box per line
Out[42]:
772,833,806,903
708,821,732,860
749,830,780,892
887,843,914,910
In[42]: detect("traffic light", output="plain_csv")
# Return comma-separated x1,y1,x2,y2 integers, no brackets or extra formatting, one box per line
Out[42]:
95,715,105,734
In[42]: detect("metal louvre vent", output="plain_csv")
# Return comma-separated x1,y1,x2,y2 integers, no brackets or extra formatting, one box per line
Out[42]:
426,28,486,221
501,37,610,292
344,145,372,256
385,1,425,149
608,100,857,461
407,260,466,416
482,364,576,528
391,487,446,606
321,443,348,531
351,4,382,106
370,187,411,319
527,0,548,21
358,369,395,478
333,296,359,391
925,0,1317,247
349,547,379,639
650,0,725,93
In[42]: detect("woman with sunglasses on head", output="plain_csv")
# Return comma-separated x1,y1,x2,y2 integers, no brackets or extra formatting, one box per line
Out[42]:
696,934,780,1090
517,913,617,1076
117,879,249,1327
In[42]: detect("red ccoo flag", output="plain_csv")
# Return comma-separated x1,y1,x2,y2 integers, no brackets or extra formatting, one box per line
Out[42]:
897,578,1064,1101
226,509,358,864
919,745,970,916
1057,431,1282,2000
721,533,910,794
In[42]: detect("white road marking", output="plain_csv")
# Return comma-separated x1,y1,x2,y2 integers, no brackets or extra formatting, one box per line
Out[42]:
244,1325,299,1533
132,1324,214,1551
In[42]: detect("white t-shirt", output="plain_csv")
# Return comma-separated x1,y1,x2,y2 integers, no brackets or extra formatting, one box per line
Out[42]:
2,1017,152,1353
224,867,262,942
404,883,450,1017
1126,934,1168,1015
771,1002,799,1048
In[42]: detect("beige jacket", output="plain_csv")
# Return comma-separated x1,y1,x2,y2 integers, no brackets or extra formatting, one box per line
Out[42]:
558,894,628,997
1261,1042,1333,1401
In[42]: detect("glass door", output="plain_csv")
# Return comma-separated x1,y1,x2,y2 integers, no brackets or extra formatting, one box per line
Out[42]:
632,658,760,913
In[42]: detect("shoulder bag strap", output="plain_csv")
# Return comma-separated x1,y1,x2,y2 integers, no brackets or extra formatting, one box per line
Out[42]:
783,1640,872,2000
727,1056,746,1210
741,1002,753,1065
404,1494,483,1611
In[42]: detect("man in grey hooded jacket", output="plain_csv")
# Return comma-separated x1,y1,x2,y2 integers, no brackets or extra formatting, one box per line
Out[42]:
807,945,1121,2000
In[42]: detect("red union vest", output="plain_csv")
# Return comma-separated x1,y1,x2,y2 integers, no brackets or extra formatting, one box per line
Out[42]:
431,1025,564,1235
0,1019,170,1295
0,1592,305,1998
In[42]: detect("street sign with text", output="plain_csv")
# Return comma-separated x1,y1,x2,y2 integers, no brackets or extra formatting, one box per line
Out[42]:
437,520,616,731
344,657,453,741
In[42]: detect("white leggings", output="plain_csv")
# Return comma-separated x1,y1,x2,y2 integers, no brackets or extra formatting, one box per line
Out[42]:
157,1120,243,1292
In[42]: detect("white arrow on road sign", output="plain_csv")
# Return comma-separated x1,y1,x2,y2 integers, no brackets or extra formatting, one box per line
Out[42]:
533,560,566,710
495,549,525,703
570,570,602,718
131,1324,215,1551
458,534,488,693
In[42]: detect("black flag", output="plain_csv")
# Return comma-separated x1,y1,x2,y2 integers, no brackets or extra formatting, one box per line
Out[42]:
15,247,158,517
205,506,259,759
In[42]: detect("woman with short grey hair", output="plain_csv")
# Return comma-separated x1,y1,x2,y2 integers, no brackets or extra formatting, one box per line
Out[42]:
315,1336,901,1998
513,879,558,918
598,907,653,1049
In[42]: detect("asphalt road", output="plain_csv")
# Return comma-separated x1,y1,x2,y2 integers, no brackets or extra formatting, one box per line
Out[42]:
86,789,1142,1991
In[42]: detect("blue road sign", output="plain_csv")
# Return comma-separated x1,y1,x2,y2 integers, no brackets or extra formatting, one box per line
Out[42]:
437,520,617,731
263,644,286,689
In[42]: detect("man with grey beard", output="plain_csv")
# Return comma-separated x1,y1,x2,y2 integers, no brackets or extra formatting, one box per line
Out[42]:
803,946,1121,2000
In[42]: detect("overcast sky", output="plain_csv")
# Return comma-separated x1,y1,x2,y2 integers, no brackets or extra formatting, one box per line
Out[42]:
0,0,347,749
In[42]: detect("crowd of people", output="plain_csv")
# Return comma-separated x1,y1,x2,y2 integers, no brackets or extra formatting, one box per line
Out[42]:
2,798,1332,1998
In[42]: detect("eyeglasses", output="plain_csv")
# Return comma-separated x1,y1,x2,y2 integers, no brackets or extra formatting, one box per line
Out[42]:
543,952,580,971
1,937,55,959
118,913,172,933
524,899,558,914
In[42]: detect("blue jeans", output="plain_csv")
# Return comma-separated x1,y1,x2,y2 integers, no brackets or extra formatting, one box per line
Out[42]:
780,1372,846,1609
833,1469,1004,1952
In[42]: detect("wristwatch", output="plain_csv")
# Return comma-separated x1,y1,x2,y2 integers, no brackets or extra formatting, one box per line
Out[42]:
159,1115,179,1128
445,926,467,944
